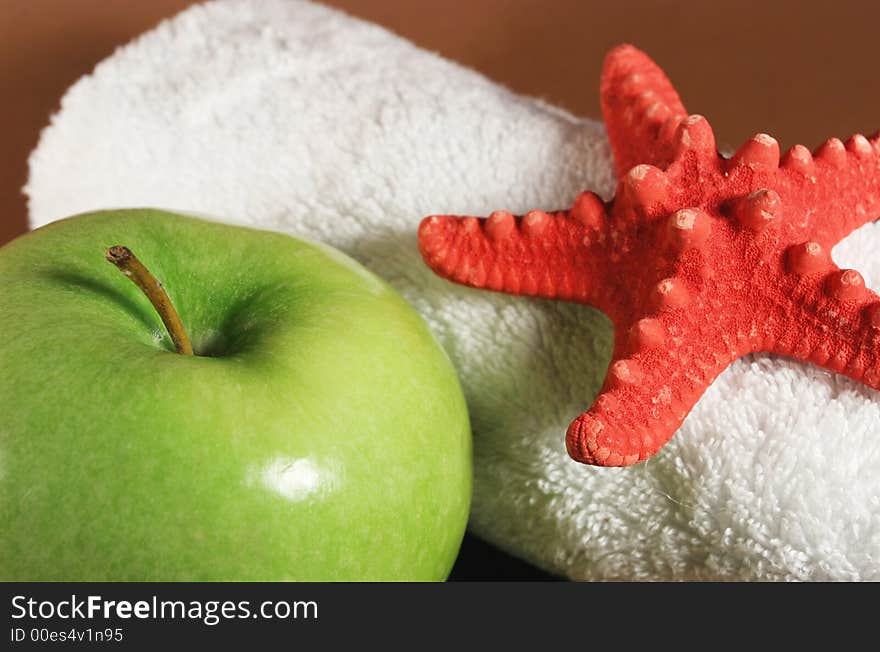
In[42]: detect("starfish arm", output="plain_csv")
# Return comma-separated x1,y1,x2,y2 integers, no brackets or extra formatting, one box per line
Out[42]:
775,133,880,245
417,203,607,302
768,269,880,388
600,44,688,177
565,330,733,466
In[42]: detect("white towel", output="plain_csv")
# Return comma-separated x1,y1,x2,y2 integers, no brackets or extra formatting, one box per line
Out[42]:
26,0,880,580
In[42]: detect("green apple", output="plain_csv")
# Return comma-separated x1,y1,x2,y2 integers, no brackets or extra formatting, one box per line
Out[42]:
0,209,471,581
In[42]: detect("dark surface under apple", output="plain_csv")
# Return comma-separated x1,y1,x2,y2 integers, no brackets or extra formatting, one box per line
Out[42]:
449,533,559,581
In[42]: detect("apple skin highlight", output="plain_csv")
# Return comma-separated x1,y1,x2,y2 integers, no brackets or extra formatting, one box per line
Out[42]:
0,209,472,581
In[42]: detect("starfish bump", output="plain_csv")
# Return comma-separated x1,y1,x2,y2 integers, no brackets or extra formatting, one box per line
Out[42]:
418,44,880,466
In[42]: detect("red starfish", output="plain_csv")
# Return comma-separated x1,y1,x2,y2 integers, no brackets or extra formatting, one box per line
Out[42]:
418,44,880,467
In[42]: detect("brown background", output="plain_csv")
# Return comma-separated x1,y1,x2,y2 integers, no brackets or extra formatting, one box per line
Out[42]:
4,1,880,247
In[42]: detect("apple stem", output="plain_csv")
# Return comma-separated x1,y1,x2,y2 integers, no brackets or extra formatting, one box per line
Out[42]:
105,245,194,356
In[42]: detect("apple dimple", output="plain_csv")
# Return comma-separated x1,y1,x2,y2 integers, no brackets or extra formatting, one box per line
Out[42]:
192,328,233,358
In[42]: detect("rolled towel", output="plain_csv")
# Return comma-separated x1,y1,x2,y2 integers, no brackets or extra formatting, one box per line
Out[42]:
27,0,880,580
